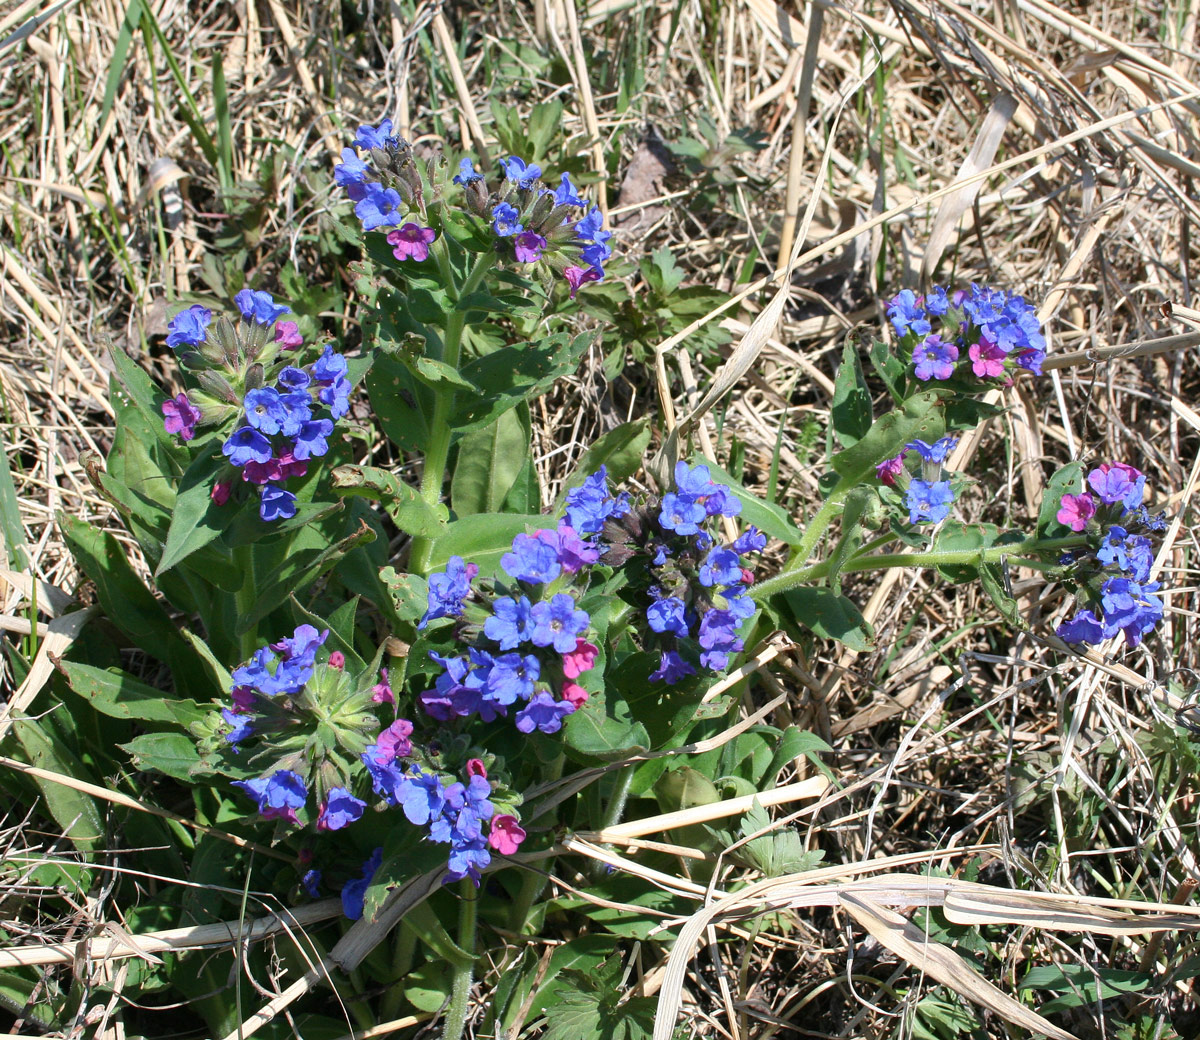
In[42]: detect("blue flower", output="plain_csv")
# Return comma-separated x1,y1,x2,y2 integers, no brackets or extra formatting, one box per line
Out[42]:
446,834,491,885
906,479,954,524
395,768,446,827
355,183,403,230
553,173,586,207
484,653,539,706
732,526,767,554
353,120,395,150
292,418,334,460
501,532,563,584
1100,577,1163,647
223,426,273,467
233,769,307,821
166,305,211,348
484,595,535,650
260,485,298,522
277,366,311,391
529,594,590,653
697,610,743,671
419,556,479,629
886,289,931,338
277,391,313,437
659,492,706,535
302,869,322,897
453,157,482,185
913,334,959,381
515,691,575,734
720,585,757,621
221,708,253,750
318,787,366,831
699,547,743,588
334,148,371,199
235,289,290,325
905,437,958,464
313,344,349,383
341,847,383,920
500,155,543,189
647,597,689,637
575,205,604,240
924,286,950,316
270,624,327,664
243,387,288,435
563,466,630,534
319,376,352,419
650,649,696,685
491,202,523,237
1056,609,1107,645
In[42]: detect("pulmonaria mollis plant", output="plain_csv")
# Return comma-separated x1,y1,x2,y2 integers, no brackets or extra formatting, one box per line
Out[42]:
161,290,351,521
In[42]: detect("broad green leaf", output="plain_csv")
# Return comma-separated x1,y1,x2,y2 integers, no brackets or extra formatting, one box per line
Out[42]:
781,587,875,651
108,345,186,457
330,465,447,539
428,513,545,574
403,963,454,1014
119,732,206,781
60,661,206,726
11,716,103,853
829,391,943,491
1038,461,1086,538
979,561,1023,628
156,437,238,576
564,681,650,762
366,353,434,453
944,395,1005,430
500,936,618,1035
380,567,428,623
867,338,907,401
932,522,1024,583
451,405,530,516
830,338,872,448
825,486,874,589
698,458,803,545
554,418,652,511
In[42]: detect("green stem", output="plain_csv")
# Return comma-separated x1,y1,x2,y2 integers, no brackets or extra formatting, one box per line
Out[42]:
441,879,478,1040
409,250,497,576
598,765,635,833
752,533,1088,601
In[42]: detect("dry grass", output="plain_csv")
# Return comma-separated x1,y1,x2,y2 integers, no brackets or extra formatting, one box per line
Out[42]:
3,0,1200,1036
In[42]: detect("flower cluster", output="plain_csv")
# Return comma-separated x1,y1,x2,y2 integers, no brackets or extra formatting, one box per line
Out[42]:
599,462,765,683
887,284,1046,384
333,117,612,298
876,437,959,526
1054,462,1167,648
161,291,349,521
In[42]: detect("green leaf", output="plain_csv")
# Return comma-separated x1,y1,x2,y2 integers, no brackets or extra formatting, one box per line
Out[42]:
119,732,205,781
867,338,907,401
781,587,875,651
697,458,803,544
108,344,185,456
379,567,428,624
829,391,943,491
11,716,103,853
403,963,454,1014
554,419,652,512
428,513,545,574
564,683,651,762
825,486,873,589
366,353,434,453
830,338,872,448
156,439,238,576
1038,461,1086,538
979,561,1023,629
542,955,657,1040
451,406,530,516
330,465,447,538
60,661,206,727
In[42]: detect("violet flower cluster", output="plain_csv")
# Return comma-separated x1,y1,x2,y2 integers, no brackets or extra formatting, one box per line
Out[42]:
887,284,1046,383
599,462,765,684
1054,461,1167,648
162,291,350,522
876,436,959,526
333,117,611,298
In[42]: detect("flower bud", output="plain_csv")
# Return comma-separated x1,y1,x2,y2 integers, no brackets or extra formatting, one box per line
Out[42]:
244,363,265,392
207,314,241,367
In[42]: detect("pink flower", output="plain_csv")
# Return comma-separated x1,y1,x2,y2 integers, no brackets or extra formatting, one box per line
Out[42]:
740,567,755,585
230,686,255,711
211,479,233,506
564,265,602,298
513,231,547,263
328,651,345,670
1056,492,1096,532
562,639,599,679
276,451,308,480
371,670,394,704
466,758,487,779
488,814,527,855
968,339,1007,378
554,525,602,573
376,718,414,762
875,453,906,486
275,321,303,348
387,223,437,262
561,681,589,709
162,392,202,441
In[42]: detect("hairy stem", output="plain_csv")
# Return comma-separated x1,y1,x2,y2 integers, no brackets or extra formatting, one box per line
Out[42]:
441,880,479,1040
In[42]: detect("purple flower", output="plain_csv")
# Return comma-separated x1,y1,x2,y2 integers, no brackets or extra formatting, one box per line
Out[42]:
420,651,489,722
887,289,931,338
515,691,575,734
277,366,311,391
906,437,958,464
876,453,907,486
453,158,482,185
1057,492,1096,532
969,339,1007,378
270,624,327,664
553,173,586,207
319,377,352,419
355,183,403,230
352,120,395,150
235,289,289,325
484,653,539,706
387,222,438,262
233,769,307,822
292,418,334,460
484,595,535,650
260,485,298,522
564,466,630,534
647,597,689,638
699,547,742,588
491,202,523,237
703,484,743,518
419,556,479,629
555,525,603,572
529,594,590,653
906,479,954,524
223,426,273,467
275,321,303,348
334,148,371,198
317,787,366,831
500,155,543,189
1087,462,1146,510
162,393,202,441
913,334,959,381
650,649,696,685
564,265,602,297
697,609,743,671
502,532,562,584
374,718,414,762
513,231,547,263
166,305,211,348
313,344,349,383
341,847,383,920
